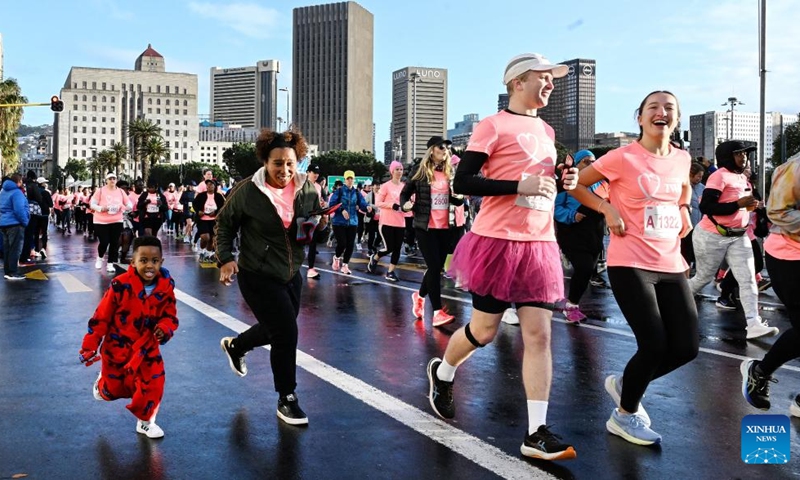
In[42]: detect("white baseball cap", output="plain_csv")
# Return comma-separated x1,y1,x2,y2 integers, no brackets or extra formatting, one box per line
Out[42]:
105,172,117,179
503,53,569,84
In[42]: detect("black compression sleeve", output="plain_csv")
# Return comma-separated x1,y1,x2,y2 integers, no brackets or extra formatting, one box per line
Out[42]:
452,151,519,197
699,188,741,216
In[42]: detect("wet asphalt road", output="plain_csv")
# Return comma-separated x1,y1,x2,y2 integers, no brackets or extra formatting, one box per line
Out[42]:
1,229,799,480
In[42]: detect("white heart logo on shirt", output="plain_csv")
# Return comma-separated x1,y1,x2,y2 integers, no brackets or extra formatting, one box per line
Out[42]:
516,133,539,162
637,172,661,200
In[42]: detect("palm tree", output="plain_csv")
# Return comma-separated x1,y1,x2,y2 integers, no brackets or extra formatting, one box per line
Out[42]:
0,78,28,175
126,117,161,182
109,142,128,177
142,137,170,180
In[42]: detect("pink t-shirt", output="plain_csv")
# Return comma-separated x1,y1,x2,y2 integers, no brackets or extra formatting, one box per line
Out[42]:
145,193,160,215
129,191,141,210
200,195,218,221
592,142,690,273
466,110,557,241
164,190,179,210
764,233,800,261
91,186,130,224
428,171,450,229
697,168,750,234
195,181,209,194
376,181,406,228
266,184,296,229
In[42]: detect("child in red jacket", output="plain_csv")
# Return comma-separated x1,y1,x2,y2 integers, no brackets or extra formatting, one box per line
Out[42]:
80,236,178,438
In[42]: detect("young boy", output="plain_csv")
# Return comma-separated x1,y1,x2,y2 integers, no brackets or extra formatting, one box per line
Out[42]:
80,236,178,438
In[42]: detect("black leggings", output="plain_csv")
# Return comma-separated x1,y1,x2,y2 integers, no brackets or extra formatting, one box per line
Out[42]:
416,228,451,311
307,241,318,268
333,225,357,263
235,270,302,397
377,225,405,265
94,222,123,262
564,248,600,305
759,254,800,375
720,239,763,298
608,267,699,412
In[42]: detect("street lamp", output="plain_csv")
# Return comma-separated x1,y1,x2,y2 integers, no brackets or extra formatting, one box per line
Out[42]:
90,147,98,188
721,97,744,140
409,72,421,162
279,87,290,129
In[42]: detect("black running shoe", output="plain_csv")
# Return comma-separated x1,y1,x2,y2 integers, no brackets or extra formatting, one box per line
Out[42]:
220,337,247,377
427,358,455,419
740,359,774,410
277,393,309,425
520,425,577,461
367,255,378,274
385,271,399,282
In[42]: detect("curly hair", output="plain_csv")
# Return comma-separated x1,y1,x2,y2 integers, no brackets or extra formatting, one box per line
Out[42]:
255,128,309,162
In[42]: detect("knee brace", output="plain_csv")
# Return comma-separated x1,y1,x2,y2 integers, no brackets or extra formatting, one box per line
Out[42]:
464,323,485,348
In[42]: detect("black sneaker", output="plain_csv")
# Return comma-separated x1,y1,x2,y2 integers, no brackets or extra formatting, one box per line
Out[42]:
367,255,378,274
715,296,737,310
4,273,26,281
757,278,772,292
589,274,608,288
520,425,577,461
790,394,800,418
385,271,399,282
427,358,455,419
740,359,774,410
220,337,247,377
277,393,308,426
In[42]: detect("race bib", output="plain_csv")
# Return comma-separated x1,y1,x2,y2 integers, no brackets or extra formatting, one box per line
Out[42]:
431,193,449,211
204,205,217,215
107,204,120,215
175,204,184,212
515,173,554,212
644,205,681,239
147,204,159,213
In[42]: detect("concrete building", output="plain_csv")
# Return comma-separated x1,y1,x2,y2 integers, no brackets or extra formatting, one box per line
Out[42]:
497,93,509,112
292,2,374,153
210,60,280,130
199,121,260,143
53,45,199,176
392,66,448,163
594,132,638,149
448,113,479,138
688,111,799,162
538,58,596,151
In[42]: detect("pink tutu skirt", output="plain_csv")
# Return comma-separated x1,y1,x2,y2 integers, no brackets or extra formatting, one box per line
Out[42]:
448,232,564,303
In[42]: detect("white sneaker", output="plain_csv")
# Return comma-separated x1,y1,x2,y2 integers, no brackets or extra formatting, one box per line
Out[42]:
136,420,165,439
92,372,104,401
95,257,103,269
501,308,520,325
183,236,191,244
746,321,779,340
106,263,116,273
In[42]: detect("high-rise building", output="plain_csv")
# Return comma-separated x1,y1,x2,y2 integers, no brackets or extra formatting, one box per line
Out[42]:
594,132,638,149
53,44,199,173
292,2,374,153
497,93,509,112
538,58,596,152
392,66,448,163
689,111,798,162
210,60,280,130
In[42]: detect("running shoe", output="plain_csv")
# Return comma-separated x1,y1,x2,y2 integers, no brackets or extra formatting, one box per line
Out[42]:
563,303,586,324
596,260,607,273
412,292,425,319
501,308,520,325
521,425,578,460
92,372,104,401
384,271,399,282
332,256,341,272
606,409,661,446
183,236,191,244
95,257,104,269
4,273,26,281
367,255,379,274
715,296,737,310
136,420,165,439
604,375,651,427
745,321,779,339
757,278,772,292
790,394,800,418
39,249,47,259
341,264,352,275
432,309,455,327
307,268,320,279
740,359,773,410
220,337,247,377
427,358,455,419
277,393,308,426
590,274,608,288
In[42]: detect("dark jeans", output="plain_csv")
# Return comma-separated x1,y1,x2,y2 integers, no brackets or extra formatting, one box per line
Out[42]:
94,222,123,262
759,254,800,375
564,248,600,304
2,225,25,275
416,227,451,311
235,270,302,397
333,225,357,263
608,267,699,413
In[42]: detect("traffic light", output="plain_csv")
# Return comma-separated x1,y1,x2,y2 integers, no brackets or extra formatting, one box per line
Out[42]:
50,95,64,112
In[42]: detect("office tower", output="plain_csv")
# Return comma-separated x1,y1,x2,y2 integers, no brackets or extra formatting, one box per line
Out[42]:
210,60,280,130
391,66,448,163
538,58,596,151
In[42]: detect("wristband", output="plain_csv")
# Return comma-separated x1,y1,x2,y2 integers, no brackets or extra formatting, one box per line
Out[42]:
679,204,691,211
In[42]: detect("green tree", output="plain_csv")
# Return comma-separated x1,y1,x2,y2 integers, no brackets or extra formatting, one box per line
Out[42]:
0,78,28,175
770,119,800,167
126,117,162,181
182,161,229,186
141,136,170,182
64,158,89,181
149,164,182,187
313,150,387,181
109,142,128,176
222,143,260,178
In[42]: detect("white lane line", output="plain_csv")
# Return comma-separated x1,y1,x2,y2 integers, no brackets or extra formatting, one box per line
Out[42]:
174,288,557,480
309,267,800,374
49,272,93,293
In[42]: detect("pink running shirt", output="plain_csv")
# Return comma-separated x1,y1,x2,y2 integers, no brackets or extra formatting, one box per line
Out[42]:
428,171,450,230
592,142,690,273
466,110,557,241
265,184,296,229
697,168,750,234
376,181,406,228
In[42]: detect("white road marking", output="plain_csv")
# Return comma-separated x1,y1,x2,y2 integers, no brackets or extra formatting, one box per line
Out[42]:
174,288,558,480
50,272,93,293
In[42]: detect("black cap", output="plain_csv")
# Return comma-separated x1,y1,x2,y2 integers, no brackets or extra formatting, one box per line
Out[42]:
187,180,197,187
308,164,321,174
426,136,452,149
715,140,757,164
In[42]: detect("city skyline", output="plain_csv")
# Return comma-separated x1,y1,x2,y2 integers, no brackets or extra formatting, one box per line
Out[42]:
2,0,800,154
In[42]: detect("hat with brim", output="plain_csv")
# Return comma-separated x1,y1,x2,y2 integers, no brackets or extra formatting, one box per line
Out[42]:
343,170,355,179
503,53,569,84
36,177,48,184
105,173,117,179
426,136,452,149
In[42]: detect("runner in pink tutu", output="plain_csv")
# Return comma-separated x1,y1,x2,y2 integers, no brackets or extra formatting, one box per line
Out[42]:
425,53,579,461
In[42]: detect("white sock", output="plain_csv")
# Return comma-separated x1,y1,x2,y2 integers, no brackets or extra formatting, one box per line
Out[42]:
527,400,548,435
436,357,457,382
